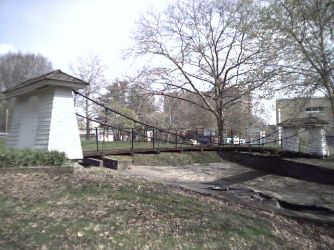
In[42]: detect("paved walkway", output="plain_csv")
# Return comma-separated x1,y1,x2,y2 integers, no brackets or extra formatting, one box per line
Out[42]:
121,160,334,223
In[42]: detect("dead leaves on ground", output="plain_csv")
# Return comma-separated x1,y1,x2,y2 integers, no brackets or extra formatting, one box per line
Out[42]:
0,167,333,249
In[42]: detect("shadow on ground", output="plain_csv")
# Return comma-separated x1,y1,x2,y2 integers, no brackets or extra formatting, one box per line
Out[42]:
205,170,269,186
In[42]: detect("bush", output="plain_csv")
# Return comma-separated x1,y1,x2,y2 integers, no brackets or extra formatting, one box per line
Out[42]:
0,149,69,168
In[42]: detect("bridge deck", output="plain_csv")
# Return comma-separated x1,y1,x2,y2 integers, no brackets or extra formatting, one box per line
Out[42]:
82,145,276,158
83,146,218,158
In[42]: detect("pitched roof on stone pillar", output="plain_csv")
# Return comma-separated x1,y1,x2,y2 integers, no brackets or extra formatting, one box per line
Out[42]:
2,70,89,98
278,117,328,128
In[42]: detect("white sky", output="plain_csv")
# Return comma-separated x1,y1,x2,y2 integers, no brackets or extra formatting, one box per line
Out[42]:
0,0,169,78
0,0,280,124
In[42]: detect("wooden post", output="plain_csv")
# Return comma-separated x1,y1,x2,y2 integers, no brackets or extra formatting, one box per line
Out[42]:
230,130,234,145
157,129,160,152
152,128,155,149
95,127,99,152
210,130,212,145
131,128,134,151
175,129,178,147
5,109,8,133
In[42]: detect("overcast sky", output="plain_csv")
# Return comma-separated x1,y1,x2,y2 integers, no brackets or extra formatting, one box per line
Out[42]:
0,0,168,78
0,0,279,124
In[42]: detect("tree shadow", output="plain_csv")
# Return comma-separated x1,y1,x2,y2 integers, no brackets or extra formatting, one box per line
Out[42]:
204,170,269,186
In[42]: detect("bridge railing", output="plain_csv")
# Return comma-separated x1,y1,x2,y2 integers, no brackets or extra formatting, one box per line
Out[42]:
79,125,284,153
80,127,196,152
74,90,331,156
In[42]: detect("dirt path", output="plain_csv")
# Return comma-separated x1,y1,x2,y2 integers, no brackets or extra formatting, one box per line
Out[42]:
121,160,334,223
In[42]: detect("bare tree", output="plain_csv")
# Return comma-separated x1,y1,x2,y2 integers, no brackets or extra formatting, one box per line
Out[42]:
70,53,107,139
0,52,53,131
0,52,53,91
263,0,334,117
130,0,279,142
163,92,217,129
97,79,158,126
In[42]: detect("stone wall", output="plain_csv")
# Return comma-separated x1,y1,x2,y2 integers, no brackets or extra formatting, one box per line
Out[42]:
219,151,334,185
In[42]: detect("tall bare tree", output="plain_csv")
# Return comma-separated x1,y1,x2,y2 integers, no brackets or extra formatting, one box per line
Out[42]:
163,92,218,129
0,52,53,131
131,0,279,142
263,0,334,117
0,52,53,91
71,53,107,139
98,79,159,127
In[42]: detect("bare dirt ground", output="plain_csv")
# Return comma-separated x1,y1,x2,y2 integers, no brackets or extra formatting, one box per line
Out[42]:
121,160,334,223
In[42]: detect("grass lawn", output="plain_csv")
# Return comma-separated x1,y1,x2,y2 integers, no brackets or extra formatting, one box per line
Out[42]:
0,168,333,249
132,151,224,166
109,151,224,166
0,137,6,153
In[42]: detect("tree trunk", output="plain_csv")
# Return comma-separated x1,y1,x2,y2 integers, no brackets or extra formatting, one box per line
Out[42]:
323,79,334,122
85,118,90,140
329,95,334,122
217,115,224,145
85,98,90,140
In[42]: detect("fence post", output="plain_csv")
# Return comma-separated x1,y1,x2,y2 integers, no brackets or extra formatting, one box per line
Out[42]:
261,132,264,151
5,109,8,133
249,136,252,151
152,128,155,149
231,130,234,145
157,130,160,152
175,129,178,147
210,130,212,145
131,128,134,151
280,133,283,150
95,127,99,152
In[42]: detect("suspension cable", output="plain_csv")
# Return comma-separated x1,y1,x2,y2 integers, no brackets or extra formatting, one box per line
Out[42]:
73,90,315,149
76,113,193,146
0,95,16,102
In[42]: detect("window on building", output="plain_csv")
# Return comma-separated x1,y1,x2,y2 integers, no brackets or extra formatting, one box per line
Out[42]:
305,107,326,112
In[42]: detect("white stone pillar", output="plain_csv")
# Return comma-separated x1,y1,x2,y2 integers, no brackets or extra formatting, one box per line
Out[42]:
48,87,83,159
307,127,329,157
281,127,300,152
7,87,83,159
4,70,88,160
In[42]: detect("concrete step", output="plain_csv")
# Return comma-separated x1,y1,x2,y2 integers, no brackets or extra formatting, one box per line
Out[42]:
82,157,132,171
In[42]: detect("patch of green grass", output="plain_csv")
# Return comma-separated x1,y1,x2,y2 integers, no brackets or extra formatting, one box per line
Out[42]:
0,149,70,168
0,137,6,153
0,174,287,249
133,151,224,166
